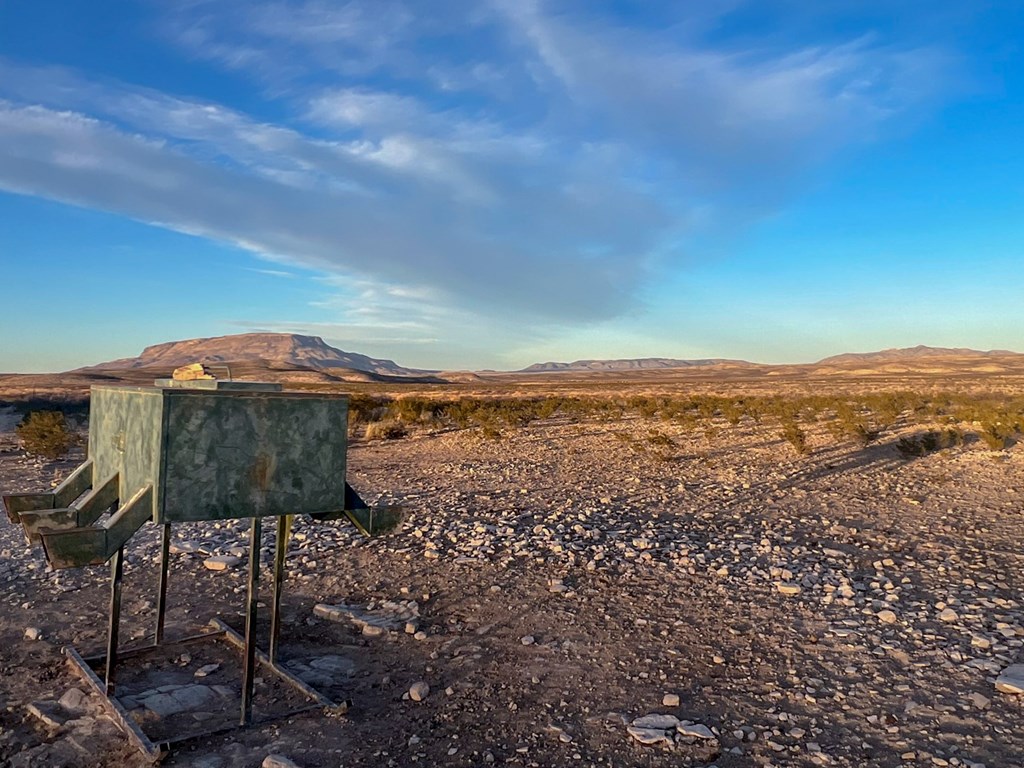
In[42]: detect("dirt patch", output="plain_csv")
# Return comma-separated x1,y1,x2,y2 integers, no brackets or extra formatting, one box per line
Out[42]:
1,405,1023,767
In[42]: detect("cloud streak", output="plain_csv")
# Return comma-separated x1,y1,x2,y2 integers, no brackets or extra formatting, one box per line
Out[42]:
0,1,953,341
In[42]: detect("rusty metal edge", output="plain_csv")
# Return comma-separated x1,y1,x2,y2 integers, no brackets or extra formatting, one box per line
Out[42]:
69,626,339,761
63,645,165,762
210,618,336,707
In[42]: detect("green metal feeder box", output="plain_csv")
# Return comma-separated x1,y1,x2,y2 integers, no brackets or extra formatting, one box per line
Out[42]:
94,382,350,524
4,381,400,568
1,378,404,758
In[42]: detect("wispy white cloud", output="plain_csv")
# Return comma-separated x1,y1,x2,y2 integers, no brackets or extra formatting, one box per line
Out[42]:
0,0,958,352
246,267,296,278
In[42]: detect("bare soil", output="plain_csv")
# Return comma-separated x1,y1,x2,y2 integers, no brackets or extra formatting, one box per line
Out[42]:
1,397,1023,768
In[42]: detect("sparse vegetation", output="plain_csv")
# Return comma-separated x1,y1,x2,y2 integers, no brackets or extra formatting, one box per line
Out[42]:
827,402,879,446
780,417,809,455
896,428,964,458
336,389,1024,460
363,419,408,440
16,410,76,459
980,421,1014,451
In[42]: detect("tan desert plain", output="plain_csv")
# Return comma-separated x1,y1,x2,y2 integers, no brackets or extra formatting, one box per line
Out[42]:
1,332,1023,768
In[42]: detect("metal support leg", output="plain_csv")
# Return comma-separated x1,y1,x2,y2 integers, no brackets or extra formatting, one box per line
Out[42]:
105,547,125,695
240,517,262,726
269,515,288,665
155,523,171,645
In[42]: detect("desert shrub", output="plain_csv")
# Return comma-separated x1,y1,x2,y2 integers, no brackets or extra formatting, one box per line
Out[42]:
535,397,561,420
364,420,408,440
479,424,503,440
646,429,675,449
867,393,913,428
780,418,809,455
896,428,964,458
721,400,745,426
440,399,478,429
17,410,76,459
613,430,674,461
348,394,390,427
979,421,1014,451
628,396,660,419
827,403,879,447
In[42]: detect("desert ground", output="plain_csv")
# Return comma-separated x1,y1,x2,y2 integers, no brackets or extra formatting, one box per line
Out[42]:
2,375,1024,768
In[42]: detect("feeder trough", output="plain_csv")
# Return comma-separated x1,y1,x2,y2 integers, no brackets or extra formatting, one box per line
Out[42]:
2,379,403,760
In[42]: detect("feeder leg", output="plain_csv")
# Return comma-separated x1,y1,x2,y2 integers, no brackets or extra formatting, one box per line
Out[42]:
105,546,125,696
241,516,262,726
155,523,171,645
269,515,288,665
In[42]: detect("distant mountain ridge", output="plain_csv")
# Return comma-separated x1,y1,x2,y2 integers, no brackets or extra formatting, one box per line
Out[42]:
87,333,431,377
815,345,1019,365
77,336,1024,379
521,357,750,372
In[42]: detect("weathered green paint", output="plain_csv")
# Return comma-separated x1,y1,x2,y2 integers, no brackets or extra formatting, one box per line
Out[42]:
3,460,93,527
88,385,349,524
74,472,119,526
15,465,117,544
2,492,54,523
89,387,165,520
40,485,153,569
7,383,400,570
53,460,94,507
19,507,81,544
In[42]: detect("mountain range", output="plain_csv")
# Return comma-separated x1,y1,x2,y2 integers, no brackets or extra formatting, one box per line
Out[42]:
520,357,745,372
76,334,1024,378
89,333,429,377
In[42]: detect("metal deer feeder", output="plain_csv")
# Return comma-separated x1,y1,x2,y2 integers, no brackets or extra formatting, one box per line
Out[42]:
3,378,402,759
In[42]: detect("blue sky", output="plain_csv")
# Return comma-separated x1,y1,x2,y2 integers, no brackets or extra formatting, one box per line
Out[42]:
1,1,1022,372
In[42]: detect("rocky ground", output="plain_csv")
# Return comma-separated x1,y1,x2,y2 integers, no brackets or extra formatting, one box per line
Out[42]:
1,409,1024,768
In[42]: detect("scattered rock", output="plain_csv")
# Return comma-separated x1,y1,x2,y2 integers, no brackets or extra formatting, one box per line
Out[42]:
995,664,1024,694
263,756,301,768
27,700,65,728
776,583,801,596
627,726,673,745
313,601,419,632
938,608,959,623
194,663,220,678
677,723,716,741
58,688,89,714
662,693,680,707
139,685,216,717
967,692,991,709
23,627,42,641
409,681,430,702
632,714,680,729
309,655,355,676
877,610,898,624
203,555,242,571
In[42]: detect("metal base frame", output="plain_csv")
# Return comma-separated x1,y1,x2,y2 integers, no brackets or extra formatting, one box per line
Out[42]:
64,515,337,761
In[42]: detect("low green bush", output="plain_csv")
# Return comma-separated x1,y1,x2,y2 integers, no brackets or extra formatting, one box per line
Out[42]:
17,411,76,459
